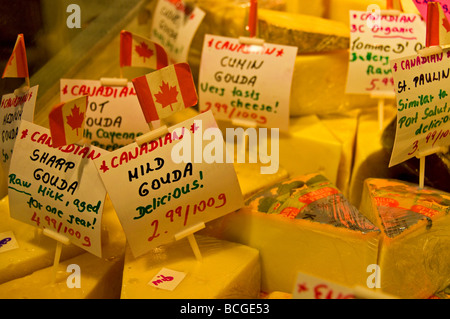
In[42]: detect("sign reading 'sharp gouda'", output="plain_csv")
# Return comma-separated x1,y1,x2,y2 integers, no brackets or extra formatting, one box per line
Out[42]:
7,120,107,257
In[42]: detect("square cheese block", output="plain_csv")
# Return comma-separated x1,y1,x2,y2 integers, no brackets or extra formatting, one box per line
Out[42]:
201,173,380,293
218,114,342,188
0,198,127,298
320,111,359,197
359,178,450,299
348,106,397,207
121,235,260,299
0,196,86,284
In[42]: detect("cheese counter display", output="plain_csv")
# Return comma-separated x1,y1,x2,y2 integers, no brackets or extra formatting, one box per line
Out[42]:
1,0,450,301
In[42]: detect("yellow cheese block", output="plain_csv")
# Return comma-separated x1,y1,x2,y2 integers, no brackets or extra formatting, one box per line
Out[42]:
348,106,397,207
320,111,359,197
327,0,388,26
284,0,326,17
257,8,349,52
279,115,342,186
0,198,127,298
217,114,342,188
191,1,350,54
233,162,289,200
290,51,377,116
121,235,261,299
202,173,380,293
0,196,86,284
359,178,450,298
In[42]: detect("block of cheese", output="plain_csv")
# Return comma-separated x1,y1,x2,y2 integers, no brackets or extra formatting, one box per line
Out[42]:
326,0,388,26
0,196,86,284
359,178,450,299
217,114,342,187
348,106,398,207
279,115,342,185
320,111,359,197
284,0,326,17
0,197,127,298
121,235,260,299
257,8,349,52
290,51,377,116
190,1,350,54
233,162,289,200
202,173,380,293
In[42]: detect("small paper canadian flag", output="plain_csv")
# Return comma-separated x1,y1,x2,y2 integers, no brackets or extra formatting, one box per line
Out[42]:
426,2,450,46
132,63,198,122
49,95,88,148
120,30,169,70
2,34,29,79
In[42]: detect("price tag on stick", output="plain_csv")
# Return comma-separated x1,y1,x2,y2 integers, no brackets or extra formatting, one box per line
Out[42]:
94,111,244,258
7,120,107,257
198,34,297,131
389,2,450,189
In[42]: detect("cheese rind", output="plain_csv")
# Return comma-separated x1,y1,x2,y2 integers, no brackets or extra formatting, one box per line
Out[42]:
202,173,380,293
360,178,450,298
121,235,261,299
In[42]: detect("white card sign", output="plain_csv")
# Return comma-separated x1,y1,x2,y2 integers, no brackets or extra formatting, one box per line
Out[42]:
293,272,356,299
389,50,450,167
0,231,19,253
198,34,297,131
60,79,149,151
0,85,38,173
94,111,244,257
7,120,107,257
346,10,426,94
150,0,205,63
148,267,186,291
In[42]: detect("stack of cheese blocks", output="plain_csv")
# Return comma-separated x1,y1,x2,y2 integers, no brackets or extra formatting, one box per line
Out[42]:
1,0,450,299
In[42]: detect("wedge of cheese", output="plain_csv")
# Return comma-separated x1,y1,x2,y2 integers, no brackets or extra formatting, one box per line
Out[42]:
0,196,86,284
348,106,398,207
284,0,326,17
359,178,450,299
121,235,260,299
0,197,127,298
202,173,380,293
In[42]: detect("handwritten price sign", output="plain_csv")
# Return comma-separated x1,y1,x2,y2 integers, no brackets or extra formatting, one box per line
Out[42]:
198,34,297,131
389,50,450,166
94,111,243,257
0,86,38,173
60,79,149,151
7,121,107,257
293,272,355,299
150,0,205,63
346,10,426,94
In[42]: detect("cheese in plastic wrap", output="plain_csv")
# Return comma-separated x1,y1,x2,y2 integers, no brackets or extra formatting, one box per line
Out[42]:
360,178,450,299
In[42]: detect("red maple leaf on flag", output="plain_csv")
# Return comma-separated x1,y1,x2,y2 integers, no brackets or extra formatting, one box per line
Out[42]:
154,81,178,111
135,42,154,63
66,104,84,135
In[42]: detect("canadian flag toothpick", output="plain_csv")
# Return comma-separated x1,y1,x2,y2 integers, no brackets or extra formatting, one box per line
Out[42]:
132,63,198,123
120,30,169,70
49,95,88,148
426,1,450,47
2,34,29,79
